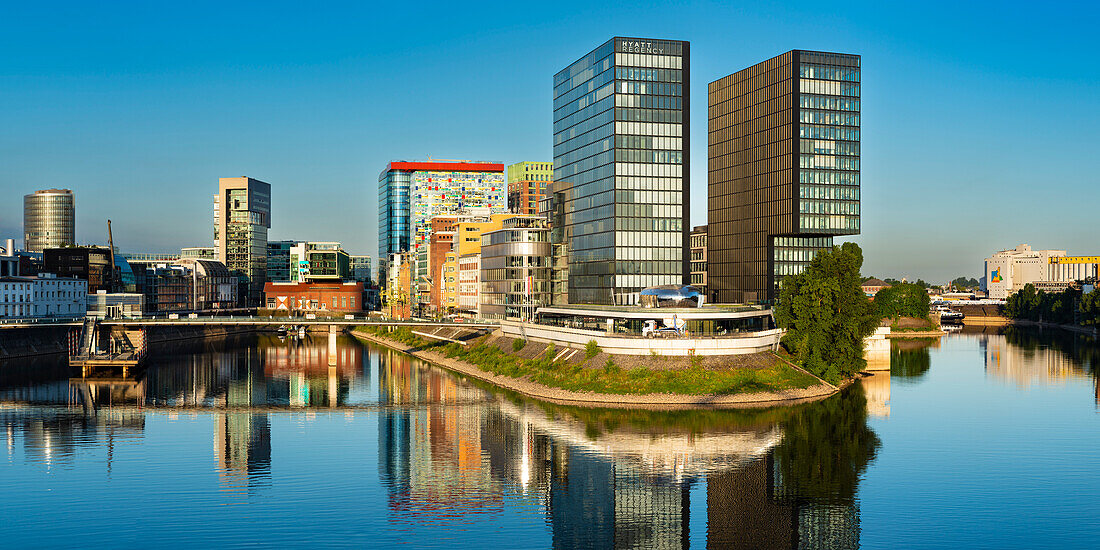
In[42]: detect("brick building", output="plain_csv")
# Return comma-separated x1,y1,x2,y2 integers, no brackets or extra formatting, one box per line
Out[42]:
264,281,364,314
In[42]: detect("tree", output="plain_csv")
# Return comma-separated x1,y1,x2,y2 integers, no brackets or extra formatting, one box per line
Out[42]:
873,282,931,319
774,242,880,384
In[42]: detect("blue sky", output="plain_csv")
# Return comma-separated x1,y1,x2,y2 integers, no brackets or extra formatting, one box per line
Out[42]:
1,1,1096,282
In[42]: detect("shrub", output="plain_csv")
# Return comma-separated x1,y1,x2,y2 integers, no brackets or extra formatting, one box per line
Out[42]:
585,339,601,359
603,357,620,374
873,282,930,319
512,338,527,352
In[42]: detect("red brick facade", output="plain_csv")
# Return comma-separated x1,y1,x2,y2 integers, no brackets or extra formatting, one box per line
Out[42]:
264,281,364,313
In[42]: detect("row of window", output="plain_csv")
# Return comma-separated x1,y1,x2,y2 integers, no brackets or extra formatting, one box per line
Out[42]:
799,109,860,127
616,107,683,124
798,79,860,97
799,185,860,200
614,149,684,164
614,135,682,151
800,200,860,215
799,170,860,185
799,154,860,170
799,64,860,82
799,214,860,231
613,52,683,70
800,124,860,141
615,231,682,247
614,67,683,83
618,81,682,97
799,94,860,112
615,93,683,110
799,139,859,156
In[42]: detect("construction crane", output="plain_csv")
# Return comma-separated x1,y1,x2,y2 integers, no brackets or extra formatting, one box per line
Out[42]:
107,219,117,293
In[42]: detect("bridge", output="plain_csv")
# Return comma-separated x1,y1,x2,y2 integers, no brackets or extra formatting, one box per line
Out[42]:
100,317,498,329
0,316,498,330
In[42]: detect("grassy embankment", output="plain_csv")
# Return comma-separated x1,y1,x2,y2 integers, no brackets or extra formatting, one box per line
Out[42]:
356,326,821,396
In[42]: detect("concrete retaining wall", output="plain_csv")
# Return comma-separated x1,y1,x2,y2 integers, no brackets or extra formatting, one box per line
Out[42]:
499,321,781,356
0,324,261,360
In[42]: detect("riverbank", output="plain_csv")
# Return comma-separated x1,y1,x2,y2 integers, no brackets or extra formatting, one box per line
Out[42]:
351,327,841,410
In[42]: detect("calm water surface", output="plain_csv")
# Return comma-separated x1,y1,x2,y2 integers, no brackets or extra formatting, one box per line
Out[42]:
1,329,1097,548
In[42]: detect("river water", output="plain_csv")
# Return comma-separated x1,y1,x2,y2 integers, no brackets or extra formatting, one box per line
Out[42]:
0,329,1097,549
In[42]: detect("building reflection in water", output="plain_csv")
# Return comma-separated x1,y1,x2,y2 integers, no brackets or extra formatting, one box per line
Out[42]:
214,412,271,489
377,347,503,520
376,346,879,549
984,332,1095,389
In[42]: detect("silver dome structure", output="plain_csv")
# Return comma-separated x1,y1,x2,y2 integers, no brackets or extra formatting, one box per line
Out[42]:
639,285,704,308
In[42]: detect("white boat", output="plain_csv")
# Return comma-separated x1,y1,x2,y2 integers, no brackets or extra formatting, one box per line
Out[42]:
934,305,964,323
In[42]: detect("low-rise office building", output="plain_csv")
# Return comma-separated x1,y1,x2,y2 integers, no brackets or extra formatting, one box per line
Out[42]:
87,291,144,319
0,277,33,318
29,273,87,318
264,281,364,314
861,278,891,297
44,246,113,293
480,216,551,321
458,254,481,315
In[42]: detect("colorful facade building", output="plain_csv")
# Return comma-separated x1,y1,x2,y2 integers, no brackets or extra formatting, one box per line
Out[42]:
263,281,364,313
378,161,506,261
507,161,554,215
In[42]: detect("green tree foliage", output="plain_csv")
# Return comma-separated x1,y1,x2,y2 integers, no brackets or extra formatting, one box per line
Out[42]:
873,282,931,319
950,276,980,290
774,242,880,383
1004,284,1093,325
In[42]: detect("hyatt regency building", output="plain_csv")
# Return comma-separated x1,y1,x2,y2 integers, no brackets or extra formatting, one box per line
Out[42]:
551,37,689,306
707,50,860,303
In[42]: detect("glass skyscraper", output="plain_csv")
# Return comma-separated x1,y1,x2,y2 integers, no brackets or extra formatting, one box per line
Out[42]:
707,50,860,303
552,37,689,305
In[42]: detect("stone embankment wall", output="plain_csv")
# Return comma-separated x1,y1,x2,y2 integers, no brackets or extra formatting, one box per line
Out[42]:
0,324,261,360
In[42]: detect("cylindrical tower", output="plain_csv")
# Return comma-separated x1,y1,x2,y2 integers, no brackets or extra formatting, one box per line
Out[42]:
23,189,75,253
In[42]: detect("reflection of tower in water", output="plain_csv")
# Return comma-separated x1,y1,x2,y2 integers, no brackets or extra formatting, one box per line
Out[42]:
214,413,271,488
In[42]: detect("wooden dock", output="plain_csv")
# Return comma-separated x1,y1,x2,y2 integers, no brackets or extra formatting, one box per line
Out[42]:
68,319,147,377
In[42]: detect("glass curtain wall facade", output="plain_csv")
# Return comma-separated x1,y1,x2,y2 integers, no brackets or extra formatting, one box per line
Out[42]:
214,177,271,306
23,189,75,253
707,50,860,303
377,168,411,262
553,37,689,305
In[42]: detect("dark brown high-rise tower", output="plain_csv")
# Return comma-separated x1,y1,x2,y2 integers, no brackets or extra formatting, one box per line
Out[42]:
707,50,860,303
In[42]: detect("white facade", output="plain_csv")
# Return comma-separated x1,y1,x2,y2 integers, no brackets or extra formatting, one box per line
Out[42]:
30,273,86,318
87,291,144,319
0,277,33,318
0,274,86,319
984,244,1066,299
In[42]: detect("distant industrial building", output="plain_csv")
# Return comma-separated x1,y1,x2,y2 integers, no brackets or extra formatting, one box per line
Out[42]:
23,189,75,253
707,50,861,303
507,161,553,215
214,176,271,306
984,244,1099,299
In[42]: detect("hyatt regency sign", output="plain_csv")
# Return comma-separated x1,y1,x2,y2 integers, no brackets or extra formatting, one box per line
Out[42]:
618,40,667,54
